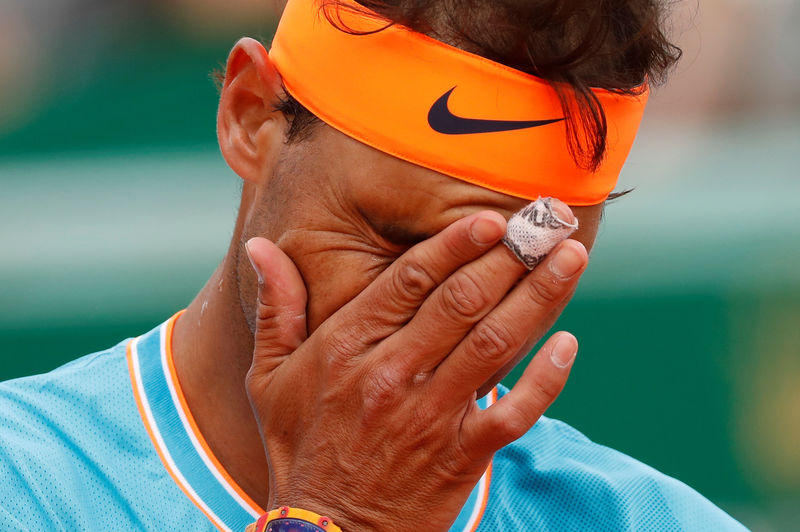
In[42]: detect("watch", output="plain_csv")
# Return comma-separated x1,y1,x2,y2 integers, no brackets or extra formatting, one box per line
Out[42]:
246,506,342,532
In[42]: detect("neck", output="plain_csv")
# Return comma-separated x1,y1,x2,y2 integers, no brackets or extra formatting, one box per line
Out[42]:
171,254,270,507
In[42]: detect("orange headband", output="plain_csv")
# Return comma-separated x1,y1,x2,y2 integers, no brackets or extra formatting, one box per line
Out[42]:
270,0,649,206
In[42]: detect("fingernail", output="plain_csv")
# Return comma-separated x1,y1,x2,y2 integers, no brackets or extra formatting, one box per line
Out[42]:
245,239,264,284
470,215,503,245
549,242,585,279
550,333,577,368
549,198,575,225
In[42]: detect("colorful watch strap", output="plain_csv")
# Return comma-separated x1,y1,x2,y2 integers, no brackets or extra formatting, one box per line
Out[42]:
246,506,342,532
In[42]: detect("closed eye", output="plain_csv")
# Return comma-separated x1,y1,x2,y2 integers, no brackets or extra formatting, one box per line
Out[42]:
372,222,435,247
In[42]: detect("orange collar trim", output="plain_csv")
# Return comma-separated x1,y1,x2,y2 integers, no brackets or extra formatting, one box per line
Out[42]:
127,312,496,531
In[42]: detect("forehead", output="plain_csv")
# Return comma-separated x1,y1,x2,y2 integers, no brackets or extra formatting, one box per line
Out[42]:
300,124,531,230
275,123,603,253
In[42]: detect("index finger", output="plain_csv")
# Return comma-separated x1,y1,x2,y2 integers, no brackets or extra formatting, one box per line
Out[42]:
334,210,507,345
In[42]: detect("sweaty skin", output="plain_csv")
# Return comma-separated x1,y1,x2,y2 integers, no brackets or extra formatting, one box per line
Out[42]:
171,38,602,518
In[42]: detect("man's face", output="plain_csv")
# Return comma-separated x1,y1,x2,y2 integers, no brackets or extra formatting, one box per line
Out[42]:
235,123,603,386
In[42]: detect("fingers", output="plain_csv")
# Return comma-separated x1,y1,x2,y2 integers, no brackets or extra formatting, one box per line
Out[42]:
245,237,308,376
461,332,577,457
382,243,526,373
334,210,506,343
430,239,587,401
381,198,576,374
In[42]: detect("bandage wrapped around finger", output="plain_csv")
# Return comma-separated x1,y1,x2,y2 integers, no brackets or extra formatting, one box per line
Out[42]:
503,198,579,269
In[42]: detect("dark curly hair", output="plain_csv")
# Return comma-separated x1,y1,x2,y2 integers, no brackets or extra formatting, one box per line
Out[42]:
276,0,682,171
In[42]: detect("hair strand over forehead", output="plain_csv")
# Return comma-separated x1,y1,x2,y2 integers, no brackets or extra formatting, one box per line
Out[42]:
277,0,681,171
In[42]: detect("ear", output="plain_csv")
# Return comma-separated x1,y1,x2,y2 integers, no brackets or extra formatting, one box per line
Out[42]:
217,37,286,184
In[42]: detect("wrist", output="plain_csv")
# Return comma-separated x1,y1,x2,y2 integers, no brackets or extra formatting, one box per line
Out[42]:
270,488,387,531
247,506,342,532
272,495,394,532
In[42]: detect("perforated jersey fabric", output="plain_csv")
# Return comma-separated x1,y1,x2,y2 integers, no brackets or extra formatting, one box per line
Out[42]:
0,340,204,530
503,197,579,269
0,318,747,531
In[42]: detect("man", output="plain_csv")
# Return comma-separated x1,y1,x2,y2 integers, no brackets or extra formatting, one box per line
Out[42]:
0,0,746,530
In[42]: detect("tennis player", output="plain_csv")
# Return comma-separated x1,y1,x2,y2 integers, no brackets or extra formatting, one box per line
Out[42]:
0,0,747,530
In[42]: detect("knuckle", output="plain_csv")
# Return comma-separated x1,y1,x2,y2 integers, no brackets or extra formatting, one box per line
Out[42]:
439,226,476,262
256,302,281,327
393,257,436,302
470,320,515,363
524,276,563,306
498,404,533,442
440,271,488,320
320,324,363,365
362,367,403,417
530,375,563,406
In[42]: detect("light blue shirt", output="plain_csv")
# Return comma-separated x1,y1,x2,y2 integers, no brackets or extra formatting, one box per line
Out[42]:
0,316,746,531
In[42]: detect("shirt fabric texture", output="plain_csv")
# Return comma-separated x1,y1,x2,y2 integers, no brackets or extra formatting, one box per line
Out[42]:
0,317,747,531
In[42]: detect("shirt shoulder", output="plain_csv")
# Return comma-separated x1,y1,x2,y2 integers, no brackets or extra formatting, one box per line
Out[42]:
479,385,747,531
0,338,204,530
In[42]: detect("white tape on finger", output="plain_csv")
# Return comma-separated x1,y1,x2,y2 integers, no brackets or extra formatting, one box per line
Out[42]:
502,197,579,269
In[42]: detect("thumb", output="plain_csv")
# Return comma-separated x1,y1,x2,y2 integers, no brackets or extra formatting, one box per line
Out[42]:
245,237,308,375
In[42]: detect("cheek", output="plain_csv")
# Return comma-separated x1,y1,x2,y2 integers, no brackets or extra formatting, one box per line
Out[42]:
297,251,393,333
569,204,602,253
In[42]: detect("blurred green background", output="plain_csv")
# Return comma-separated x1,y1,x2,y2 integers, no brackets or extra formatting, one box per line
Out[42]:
1,0,798,530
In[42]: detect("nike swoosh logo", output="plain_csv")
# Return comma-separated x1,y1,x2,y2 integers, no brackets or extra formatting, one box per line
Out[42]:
427,87,563,135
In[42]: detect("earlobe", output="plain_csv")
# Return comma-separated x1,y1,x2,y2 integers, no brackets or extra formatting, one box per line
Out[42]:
217,37,286,184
